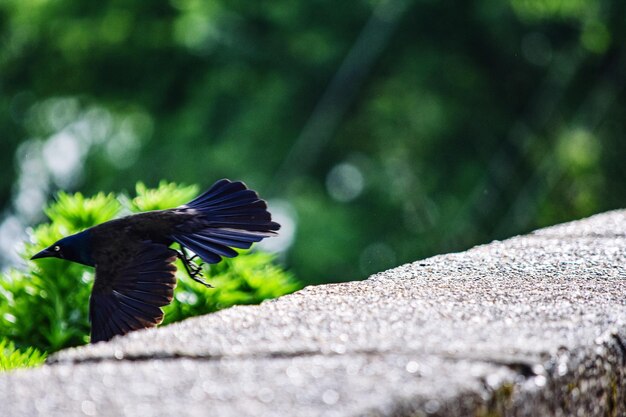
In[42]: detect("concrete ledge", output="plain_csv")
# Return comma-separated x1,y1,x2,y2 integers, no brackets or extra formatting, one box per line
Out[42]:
2,210,626,416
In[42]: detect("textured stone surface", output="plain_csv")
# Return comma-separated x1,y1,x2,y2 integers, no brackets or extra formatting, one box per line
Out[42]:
2,210,626,416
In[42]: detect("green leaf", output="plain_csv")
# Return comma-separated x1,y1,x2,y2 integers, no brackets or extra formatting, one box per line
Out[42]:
125,181,199,212
0,338,47,372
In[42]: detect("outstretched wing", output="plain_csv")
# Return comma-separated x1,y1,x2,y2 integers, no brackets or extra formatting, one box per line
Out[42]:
89,243,177,343
171,179,280,264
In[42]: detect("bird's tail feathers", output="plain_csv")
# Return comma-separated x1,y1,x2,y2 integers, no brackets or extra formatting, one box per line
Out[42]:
173,179,279,264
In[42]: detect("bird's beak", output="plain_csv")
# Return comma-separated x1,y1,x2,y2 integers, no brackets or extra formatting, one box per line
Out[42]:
30,247,55,260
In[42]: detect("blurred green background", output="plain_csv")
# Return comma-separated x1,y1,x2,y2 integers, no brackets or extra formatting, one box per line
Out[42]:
1,0,625,285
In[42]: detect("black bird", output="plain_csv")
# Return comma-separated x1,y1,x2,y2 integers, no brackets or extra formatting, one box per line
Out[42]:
31,179,279,343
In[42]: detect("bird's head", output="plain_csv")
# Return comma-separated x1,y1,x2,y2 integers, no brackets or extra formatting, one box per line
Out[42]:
30,231,94,267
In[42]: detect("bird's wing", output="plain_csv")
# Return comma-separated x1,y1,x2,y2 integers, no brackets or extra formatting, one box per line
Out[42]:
89,242,177,343
172,179,280,264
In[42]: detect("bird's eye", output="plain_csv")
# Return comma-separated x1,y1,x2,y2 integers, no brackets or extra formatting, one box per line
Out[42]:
54,245,60,252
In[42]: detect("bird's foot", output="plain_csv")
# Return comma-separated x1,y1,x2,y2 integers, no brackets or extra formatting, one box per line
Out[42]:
177,247,214,288
189,273,214,288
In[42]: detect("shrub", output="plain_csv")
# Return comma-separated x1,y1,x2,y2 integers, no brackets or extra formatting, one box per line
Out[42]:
0,182,299,354
0,338,46,371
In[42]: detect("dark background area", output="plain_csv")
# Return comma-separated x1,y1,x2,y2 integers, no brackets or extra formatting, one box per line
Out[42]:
1,0,625,285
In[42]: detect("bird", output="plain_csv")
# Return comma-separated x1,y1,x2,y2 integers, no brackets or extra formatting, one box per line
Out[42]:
30,179,280,343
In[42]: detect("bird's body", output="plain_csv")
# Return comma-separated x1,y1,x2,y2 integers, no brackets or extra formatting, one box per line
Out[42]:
31,179,279,343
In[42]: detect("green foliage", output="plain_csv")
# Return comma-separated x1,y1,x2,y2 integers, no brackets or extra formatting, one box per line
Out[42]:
0,182,298,353
0,338,46,372
125,181,199,212
44,192,121,233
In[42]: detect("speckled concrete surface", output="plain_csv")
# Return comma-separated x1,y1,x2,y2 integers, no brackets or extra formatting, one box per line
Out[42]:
2,210,626,417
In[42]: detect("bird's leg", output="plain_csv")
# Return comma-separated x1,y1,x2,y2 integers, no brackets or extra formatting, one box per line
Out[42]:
177,246,213,288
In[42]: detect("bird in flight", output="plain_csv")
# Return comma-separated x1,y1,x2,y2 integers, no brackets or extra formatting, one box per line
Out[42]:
31,179,279,343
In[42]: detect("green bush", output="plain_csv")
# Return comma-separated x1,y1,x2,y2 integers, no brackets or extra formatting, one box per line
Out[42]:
0,182,299,354
0,338,46,372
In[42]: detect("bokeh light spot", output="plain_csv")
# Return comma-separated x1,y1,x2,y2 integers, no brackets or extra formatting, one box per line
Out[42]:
256,199,297,254
581,20,610,54
43,132,83,188
326,163,364,202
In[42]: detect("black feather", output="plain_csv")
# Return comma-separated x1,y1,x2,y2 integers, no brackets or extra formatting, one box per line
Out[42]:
89,243,176,343
170,180,279,264
173,235,222,264
185,179,246,208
